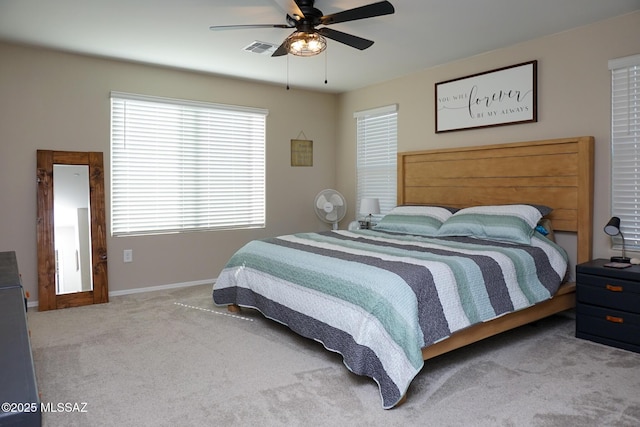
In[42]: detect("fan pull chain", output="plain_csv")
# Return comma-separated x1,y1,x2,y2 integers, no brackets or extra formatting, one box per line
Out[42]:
286,54,290,90
324,49,328,85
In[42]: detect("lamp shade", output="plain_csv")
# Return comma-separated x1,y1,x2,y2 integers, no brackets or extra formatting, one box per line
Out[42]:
359,198,380,215
604,216,630,263
604,216,621,236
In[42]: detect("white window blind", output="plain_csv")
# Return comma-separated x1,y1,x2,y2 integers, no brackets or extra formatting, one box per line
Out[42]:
354,104,398,220
110,92,267,236
610,54,640,249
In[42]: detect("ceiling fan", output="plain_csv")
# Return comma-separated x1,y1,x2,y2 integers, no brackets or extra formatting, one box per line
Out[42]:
210,0,395,57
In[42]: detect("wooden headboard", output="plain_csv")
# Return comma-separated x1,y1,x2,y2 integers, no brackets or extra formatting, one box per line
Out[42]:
397,136,594,264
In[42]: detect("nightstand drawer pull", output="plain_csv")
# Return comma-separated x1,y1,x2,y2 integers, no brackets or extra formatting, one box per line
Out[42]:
605,284,624,292
605,315,624,324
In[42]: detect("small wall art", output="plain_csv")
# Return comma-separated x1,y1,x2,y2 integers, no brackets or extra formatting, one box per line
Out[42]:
291,138,313,167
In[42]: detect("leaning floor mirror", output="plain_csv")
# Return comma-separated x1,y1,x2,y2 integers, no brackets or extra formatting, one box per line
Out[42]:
37,150,109,310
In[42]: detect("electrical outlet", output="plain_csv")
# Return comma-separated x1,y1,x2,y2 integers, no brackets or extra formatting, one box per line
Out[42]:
123,249,133,263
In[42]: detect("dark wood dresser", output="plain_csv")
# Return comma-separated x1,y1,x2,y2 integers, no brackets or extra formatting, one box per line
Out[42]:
576,258,640,354
0,251,41,426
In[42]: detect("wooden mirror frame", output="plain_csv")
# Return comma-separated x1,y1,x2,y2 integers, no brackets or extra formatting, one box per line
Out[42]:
37,150,109,310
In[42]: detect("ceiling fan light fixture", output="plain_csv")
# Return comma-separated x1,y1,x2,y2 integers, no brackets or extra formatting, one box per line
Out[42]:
286,31,326,56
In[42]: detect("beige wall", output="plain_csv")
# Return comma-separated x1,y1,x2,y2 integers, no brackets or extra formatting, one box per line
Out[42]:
336,11,640,269
0,42,338,300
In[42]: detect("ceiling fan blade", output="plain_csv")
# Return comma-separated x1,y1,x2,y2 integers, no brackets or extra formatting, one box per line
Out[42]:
317,27,374,50
270,0,304,20
209,24,292,31
320,1,395,26
271,35,292,57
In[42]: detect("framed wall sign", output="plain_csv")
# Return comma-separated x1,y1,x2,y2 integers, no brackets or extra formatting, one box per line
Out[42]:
435,60,537,133
291,139,313,166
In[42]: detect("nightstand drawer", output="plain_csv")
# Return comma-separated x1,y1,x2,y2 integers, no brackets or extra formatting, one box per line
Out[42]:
576,273,640,312
576,304,640,346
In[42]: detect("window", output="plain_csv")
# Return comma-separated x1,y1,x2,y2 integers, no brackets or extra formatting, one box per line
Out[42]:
354,104,398,220
110,92,267,236
610,54,640,249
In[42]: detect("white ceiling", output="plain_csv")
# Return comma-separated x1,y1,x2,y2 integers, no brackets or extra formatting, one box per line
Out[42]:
1,0,639,93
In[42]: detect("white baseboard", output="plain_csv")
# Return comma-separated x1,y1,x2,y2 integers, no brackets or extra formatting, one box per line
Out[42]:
109,278,215,297
27,278,216,309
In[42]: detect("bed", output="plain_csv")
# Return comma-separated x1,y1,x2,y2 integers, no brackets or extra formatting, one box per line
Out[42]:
212,136,594,409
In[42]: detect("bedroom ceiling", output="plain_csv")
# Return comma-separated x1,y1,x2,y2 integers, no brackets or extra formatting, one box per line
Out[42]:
1,0,639,93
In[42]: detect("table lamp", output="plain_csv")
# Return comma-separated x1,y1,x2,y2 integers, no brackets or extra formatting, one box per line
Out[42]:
359,198,380,229
604,216,631,263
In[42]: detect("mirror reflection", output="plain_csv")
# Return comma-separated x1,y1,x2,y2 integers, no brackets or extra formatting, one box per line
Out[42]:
53,164,93,294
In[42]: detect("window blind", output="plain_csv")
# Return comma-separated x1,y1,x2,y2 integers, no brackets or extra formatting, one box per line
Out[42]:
110,92,267,236
354,104,398,220
609,54,640,249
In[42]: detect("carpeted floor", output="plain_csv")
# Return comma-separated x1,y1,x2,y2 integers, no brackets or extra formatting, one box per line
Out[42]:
27,284,640,426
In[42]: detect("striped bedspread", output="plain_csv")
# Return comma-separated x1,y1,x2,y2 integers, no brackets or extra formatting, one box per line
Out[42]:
212,229,568,408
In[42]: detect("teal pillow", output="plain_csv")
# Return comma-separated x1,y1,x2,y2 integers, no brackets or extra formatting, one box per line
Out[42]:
436,204,543,245
373,206,453,236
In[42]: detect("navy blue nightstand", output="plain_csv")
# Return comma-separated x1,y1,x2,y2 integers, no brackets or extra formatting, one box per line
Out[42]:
576,259,640,354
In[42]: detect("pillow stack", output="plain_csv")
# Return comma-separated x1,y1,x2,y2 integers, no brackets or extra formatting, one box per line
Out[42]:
436,204,543,244
373,205,454,237
372,204,551,245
